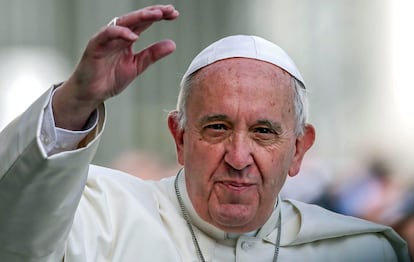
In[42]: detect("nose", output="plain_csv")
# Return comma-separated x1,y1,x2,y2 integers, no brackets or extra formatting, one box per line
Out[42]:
224,133,254,171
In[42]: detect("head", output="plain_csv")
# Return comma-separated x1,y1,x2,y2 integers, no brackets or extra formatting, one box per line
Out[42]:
168,35,315,233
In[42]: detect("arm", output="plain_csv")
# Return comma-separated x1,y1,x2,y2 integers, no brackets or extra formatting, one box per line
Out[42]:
0,5,179,260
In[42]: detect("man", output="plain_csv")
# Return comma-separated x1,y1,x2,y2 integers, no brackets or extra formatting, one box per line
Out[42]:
0,5,409,262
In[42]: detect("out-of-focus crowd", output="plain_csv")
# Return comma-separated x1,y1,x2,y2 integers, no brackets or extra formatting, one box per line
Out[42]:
282,154,414,261
283,156,412,221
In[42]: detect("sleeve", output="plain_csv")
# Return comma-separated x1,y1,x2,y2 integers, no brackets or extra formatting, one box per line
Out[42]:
0,85,105,261
41,87,98,156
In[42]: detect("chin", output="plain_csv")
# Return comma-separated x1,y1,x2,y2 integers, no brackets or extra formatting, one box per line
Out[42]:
212,204,259,231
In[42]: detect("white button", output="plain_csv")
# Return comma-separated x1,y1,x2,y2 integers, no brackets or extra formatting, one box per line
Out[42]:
41,135,50,145
55,143,68,149
241,241,254,250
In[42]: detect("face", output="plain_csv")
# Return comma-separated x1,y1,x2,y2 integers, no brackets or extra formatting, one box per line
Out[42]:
169,58,315,233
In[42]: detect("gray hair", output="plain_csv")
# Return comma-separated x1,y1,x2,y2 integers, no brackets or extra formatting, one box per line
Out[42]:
175,72,308,136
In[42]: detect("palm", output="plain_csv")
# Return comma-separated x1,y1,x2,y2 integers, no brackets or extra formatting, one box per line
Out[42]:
72,5,178,103
81,38,139,101
52,5,178,130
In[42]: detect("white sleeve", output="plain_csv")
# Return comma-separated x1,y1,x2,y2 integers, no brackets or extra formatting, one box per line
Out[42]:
40,89,98,156
0,86,103,261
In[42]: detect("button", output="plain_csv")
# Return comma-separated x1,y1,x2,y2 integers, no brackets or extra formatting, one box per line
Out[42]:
55,143,68,149
41,134,50,145
241,241,254,250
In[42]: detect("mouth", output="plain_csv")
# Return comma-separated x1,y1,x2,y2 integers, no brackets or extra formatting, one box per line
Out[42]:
219,181,255,192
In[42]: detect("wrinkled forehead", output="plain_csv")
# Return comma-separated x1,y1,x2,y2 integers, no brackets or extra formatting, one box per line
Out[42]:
182,35,305,88
188,58,296,113
191,57,294,93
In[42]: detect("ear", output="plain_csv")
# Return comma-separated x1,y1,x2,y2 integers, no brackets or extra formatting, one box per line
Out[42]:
288,124,316,177
168,111,185,165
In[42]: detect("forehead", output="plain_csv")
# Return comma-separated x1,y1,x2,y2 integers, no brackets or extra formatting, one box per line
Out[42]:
191,58,293,99
187,58,295,122
194,58,292,84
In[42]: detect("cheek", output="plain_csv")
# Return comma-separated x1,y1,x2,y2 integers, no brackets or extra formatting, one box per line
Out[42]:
184,132,224,166
259,146,295,187
183,135,225,190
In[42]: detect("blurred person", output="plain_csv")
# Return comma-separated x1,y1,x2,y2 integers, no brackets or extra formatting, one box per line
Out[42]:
331,157,404,224
395,214,414,261
393,190,414,261
280,154,332,205
0,5,409,261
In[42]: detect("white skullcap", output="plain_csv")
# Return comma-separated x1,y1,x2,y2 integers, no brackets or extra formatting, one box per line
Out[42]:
182,35,305,87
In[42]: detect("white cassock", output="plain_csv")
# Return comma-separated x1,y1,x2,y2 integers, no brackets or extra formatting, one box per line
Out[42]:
0,87,409,262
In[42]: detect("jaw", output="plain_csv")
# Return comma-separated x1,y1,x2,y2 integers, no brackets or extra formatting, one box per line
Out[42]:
203,183,275,233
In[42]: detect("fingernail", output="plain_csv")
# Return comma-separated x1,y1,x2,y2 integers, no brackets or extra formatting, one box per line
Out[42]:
129,32,138,40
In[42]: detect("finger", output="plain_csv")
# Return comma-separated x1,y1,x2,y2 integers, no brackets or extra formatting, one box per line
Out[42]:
116,5,179,33
145,4,179,20
102,26,138,42
90,26,138,52
134,39,176,75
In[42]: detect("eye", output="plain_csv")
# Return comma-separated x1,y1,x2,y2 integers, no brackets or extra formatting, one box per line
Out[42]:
253,127,275,134
201,123,231,142
251,125,280,145
206,123,228,130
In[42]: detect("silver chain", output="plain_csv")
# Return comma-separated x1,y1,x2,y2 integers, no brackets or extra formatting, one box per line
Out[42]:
175,171,206,262
174,171,282,262
273,210,281,262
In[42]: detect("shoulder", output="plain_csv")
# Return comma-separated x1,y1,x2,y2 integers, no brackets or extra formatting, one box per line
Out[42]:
75,165,175,227
283,198,391,237
83,165,163,212
85,165,177,209
282,199,409,261
67,166,182,261
87,165,150,192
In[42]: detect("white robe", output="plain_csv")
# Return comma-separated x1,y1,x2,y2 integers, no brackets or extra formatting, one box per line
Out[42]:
0,88,409,261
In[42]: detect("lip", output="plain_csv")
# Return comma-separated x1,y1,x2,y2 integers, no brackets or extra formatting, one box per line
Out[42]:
218,181,255,192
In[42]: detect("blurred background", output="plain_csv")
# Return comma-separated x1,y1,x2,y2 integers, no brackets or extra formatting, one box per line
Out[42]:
0,0,413,256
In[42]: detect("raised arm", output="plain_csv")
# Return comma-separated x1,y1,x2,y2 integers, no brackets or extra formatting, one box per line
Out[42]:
53,5,178,130
0,5,179,261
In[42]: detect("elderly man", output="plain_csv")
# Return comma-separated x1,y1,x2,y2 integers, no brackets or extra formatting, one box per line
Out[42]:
0,5,409,262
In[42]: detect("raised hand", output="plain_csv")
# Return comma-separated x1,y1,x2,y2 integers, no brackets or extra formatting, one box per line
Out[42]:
53,5,179,130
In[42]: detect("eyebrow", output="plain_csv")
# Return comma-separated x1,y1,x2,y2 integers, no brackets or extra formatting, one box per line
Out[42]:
199,114,229,125
198,115,282,131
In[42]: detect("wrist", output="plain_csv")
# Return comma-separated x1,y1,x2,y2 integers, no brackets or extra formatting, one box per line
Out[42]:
52,82,98,131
